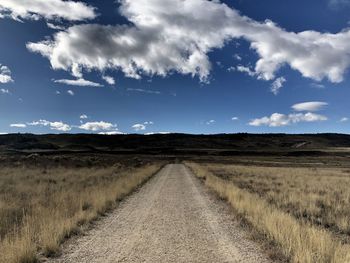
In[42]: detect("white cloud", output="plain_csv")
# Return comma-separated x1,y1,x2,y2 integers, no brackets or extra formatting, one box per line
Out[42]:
55,90,61,95
145,132,171,135
132,121,154,132
292,101,328,112
26,0,350,85
10,123,26,128
206,120,216,125
127,88,161,95
49,121,71,131
235,65,256,77
270,77,286,95
310,83,325,89
102,75,115,85
79,121,116,131
46,22,65,30
0,88,10,94
80,114,88,119
0,64,13,84
54,78,103,87
98,131,123,135
233,54,242,61
0,0,96,21
249,112,328,127
232,117,239,121
28,119,71,131
340,117,349,122
132,124,146,131
67,90,74,96
227,66,235,72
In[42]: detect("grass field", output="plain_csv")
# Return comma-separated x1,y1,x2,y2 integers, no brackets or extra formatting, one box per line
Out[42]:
0,159,163,263
186,162,350,263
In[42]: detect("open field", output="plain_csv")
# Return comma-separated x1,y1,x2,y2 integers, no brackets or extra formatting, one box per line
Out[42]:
0,155,164,263
1,133,350,262
186,162,350,263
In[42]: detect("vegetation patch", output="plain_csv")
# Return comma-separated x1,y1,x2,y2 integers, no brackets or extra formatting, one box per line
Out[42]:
0,161,164,263
186,162,350,263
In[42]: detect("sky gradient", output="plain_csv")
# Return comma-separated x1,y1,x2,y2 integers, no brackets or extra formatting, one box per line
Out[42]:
0,0,350,134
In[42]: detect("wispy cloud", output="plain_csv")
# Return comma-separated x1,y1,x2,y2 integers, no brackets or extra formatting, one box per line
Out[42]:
0,88,10,94
235,65,256,77
132,124,146,131
206,120,216,125
54,78,103,87
340,117,349,122
98,131,123,135
292,102,328,112
10,123,26,128
310,83,325,89
67,90,74,96
329,0,350,9
127,88,161,95
270,77,286,95
131,121,154,132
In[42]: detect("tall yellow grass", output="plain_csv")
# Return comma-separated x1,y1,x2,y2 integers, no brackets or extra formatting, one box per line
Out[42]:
0,163,163,263
208,164,350,241
186,163,350,263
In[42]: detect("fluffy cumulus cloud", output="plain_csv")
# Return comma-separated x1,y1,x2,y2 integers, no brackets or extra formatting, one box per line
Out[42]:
79,121,116,131
26,0,350,85
0,0,96,21
270,77,286,95
292,102,328,112
0,64,13,84
28,119,71,131
54,78,103,87
249,112,328,127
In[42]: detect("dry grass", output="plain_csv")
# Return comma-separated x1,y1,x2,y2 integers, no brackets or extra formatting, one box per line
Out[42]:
186,162,350,263
0,162,163,263
208,164,350,242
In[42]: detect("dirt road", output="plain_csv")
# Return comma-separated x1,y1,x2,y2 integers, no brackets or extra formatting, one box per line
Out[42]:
49,164,271,263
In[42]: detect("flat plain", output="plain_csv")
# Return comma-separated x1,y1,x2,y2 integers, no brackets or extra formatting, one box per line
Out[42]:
1,133,350,263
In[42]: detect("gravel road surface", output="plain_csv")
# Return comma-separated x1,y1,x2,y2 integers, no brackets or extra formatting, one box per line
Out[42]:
49,164,271,263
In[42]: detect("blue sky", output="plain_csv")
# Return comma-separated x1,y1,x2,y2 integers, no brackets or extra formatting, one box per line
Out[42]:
0,0,349,134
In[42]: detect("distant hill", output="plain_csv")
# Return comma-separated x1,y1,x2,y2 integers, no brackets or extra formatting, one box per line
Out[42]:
0,133,350,156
